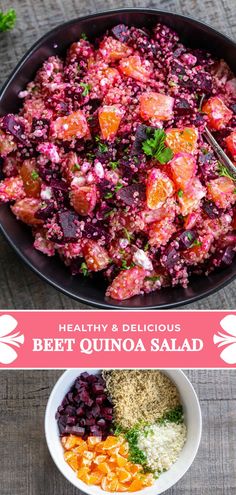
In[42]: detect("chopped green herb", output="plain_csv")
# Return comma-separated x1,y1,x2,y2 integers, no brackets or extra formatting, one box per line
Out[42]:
121,259,129,270
114,182,123,192
104,208,116,218
142,129,174,164
201,147,208,155
81,32,87,40
123,227,132,242
80,262,89,276
0,8,16,32
109,161,119,170
31,170,39,180
125,427,148,467
95,136,108,153
114,424,124,436
133,156,139,164
177,189,184,198
145,276,160,282
217,162,236,181
191,239,202,248
158,405,184,425
104,192,113,199
178,74,184,80
80,82,91,97
234,188,236,194
72,163,80,172
143,242,149,252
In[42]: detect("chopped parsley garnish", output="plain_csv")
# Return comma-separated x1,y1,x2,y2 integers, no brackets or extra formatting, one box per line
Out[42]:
158,405,184,425
169,80,177,87
142,129,173,164
217,162,236,181
72,163,80,172
177,189,184,197
125,427,148,467
143,242,149,252
145,276,160,282
114,182,123,192
109,161,119,170
95,136,108,153
80,82,91,96
104,208,116,218
80,262,89,276
31,170,39,180
0,8,16,32
201,147,208,155
114,424,124,436
191,239,202,248
123,227,132,242
81,32,87,40
104,192,113,199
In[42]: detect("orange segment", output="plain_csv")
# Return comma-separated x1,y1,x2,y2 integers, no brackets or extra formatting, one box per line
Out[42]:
94,454,107,465
146,168,175,209
87,471,104,485
20,159,41,198
117,468,132,483
100,36,133,61
170,152,196,191
101,436,123,451
119,55,152,82
128,479,144,492
202,96,233,130
225,131,236,159
140,92,174,121
98,462,112,475
165,127,198,154
63,435,84,450
53,109,89,140
119,442,129,457
207,176,236,209
77,466,90,483
87,436,102,447
64,451,79,471
98,105,123,140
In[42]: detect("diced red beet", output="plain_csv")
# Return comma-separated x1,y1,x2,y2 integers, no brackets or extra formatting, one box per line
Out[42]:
56,372,114,440
2,114,30,147
162,246,181,270
202,200,222,219
58,210,79,242
97,418,106,428
221,247,235,265
35,201,55,220
85,418,96,426
174,98,193,116
90,425,102,436
131,124,151,155
82,221,111,243
116,183,146,206
178,230,196,250
92,383,105,395
111,24,129,42
76,406,85,417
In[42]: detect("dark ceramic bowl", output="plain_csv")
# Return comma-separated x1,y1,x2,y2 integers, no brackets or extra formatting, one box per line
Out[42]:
0,8,235,309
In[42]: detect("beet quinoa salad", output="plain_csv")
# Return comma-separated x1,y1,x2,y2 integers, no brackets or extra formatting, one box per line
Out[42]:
0,23,236,301
56,370,186,492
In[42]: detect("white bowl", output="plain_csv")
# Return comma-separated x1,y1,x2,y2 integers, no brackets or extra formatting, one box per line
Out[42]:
45,369,202,494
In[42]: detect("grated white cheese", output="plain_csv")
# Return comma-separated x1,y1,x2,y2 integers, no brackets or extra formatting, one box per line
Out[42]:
138,422,187,473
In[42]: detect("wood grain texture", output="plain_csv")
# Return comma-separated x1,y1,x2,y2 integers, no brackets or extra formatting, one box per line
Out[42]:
0,370,235,494
0,0,235,309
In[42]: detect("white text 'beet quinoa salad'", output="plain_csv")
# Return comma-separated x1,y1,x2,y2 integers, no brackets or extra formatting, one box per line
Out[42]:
0,23,236,300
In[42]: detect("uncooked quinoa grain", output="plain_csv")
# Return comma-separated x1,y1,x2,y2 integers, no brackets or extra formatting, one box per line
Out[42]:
103,369,180,429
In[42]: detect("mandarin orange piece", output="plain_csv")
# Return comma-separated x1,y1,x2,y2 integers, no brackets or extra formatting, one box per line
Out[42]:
116,467,132,483
64,451,79,471
170,152,196,191
178,178,206,216
165,127,198,154
63,435,82,450
87,436,102,447
146,168,175,210
83,240,110,271
119,442,129,457
70,184,97,216
101,475,119,492
99,36,133,61
11,197,43,226
128,478,144,492
101,436,122,451
53,109,89,140
225,131,236,160
140,92,174,121
72,443,87,455
106,266,147,301
0,176,25,202
98,105,123,140
113,454,128,467
98,462,112,475
87,471,104,485
207,176,236,209
119,55,152,82
202,96,233,130
20,159,42,198
77,466,90,483
93,454,107,465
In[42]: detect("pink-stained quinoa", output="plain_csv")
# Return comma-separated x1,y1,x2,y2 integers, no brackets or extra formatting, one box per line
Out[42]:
0,23,236,300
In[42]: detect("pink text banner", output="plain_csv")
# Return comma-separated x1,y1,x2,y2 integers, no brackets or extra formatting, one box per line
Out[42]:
1,310,236,368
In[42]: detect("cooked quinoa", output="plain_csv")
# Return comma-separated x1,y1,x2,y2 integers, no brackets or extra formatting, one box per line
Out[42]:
103,369,180,429
0,23,236,300
138,422,187,474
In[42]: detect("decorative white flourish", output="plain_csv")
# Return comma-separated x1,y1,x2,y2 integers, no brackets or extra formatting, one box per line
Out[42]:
0,315,24,364
213,315,236,364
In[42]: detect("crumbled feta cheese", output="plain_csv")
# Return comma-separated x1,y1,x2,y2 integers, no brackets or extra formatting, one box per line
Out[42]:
41,186,53,201
133,248,153,270
138,422,187,473
71,176,85,187
94,161,104,179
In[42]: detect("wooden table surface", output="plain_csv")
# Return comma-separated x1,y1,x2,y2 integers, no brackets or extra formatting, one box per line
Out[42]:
0,0,236,309
0,369,235,494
